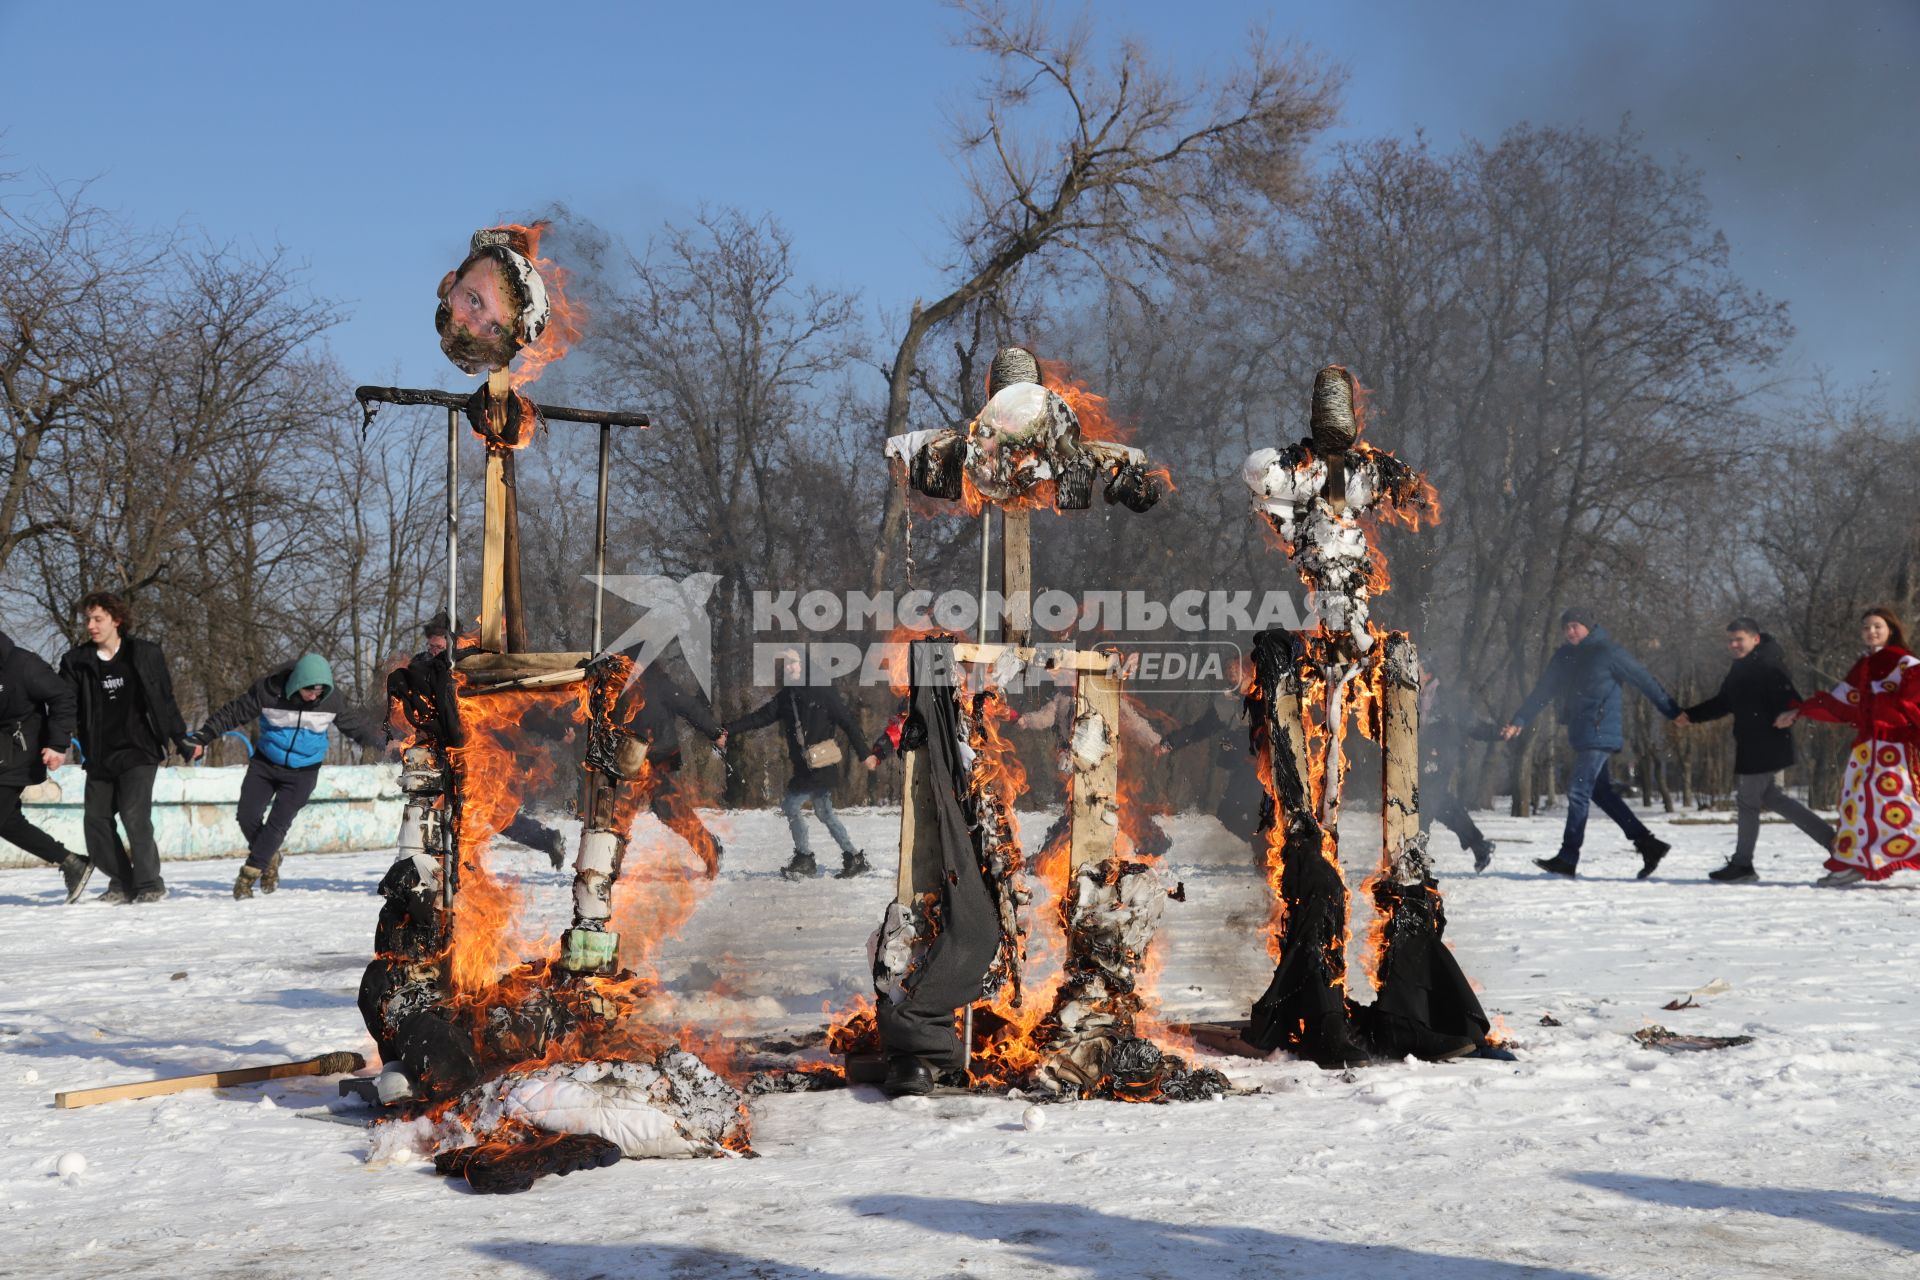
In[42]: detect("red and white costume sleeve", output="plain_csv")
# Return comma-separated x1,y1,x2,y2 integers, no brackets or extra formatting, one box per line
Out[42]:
1795,646,1920,880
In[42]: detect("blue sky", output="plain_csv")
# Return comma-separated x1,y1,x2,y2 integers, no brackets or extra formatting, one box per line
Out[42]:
3,0,1915,409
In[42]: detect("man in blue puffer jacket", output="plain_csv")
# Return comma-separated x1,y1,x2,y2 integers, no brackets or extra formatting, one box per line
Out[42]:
186,653,387,898
1501,608,1682,879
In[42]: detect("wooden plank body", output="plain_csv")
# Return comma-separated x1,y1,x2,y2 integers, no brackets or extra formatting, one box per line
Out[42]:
1002,508,1032,646
1069,671,1122,870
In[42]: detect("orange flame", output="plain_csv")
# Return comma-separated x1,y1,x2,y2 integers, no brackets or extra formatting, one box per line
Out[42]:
500,222,582,391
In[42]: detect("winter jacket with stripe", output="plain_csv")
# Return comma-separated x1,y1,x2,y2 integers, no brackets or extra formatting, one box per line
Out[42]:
189,667,385,769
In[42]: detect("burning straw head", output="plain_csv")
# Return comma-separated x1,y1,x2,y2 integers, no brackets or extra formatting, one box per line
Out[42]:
436,225,553,374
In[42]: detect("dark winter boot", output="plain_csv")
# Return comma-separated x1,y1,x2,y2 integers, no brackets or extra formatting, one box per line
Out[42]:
1470,839,1496,873
95,884,132,905
260,850,286,894
1708,860,1758,884
835,850,872,879
1534,856,1578,878
59,854,94,905
881,1055,935,1097
234,865,261,900
1634,835,1670,880
779,851,819,881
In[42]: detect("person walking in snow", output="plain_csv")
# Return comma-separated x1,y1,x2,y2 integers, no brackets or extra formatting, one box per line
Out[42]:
725,648,868,881
1419,671,1501,872
1501,607,1682,879
1775,606,1920,886
58,592,194,904
1674,617,1832,883
615,662,729,878
0,628,92,902
185,653,386,898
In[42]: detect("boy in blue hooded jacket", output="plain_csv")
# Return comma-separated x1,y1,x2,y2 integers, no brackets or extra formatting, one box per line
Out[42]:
186,653,386,898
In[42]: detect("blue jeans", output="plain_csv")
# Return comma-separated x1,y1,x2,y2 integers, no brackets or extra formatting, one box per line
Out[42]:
1560,748,1650,866
781,787,855,858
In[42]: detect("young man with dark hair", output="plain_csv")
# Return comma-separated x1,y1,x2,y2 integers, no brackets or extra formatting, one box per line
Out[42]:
1502,606,1682,879
58,593,192,904
0,628,91,902
187,653,387,898
1675,619,1832,883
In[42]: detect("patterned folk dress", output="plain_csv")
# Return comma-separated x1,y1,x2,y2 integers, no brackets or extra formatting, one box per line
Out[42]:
1795,645,1920,881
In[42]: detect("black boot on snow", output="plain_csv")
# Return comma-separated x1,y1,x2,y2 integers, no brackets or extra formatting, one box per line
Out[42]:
779,851,819,881
59,854,94,904
881,1055,935,1097
835,850,871,879
1635,836,1670,880
1708,860,1758,884
1534,855,1578,878
1471,839,1496,873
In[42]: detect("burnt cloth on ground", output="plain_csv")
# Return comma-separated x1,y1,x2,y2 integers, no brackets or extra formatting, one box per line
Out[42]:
434,1131,623,1193
877,640,1002,1074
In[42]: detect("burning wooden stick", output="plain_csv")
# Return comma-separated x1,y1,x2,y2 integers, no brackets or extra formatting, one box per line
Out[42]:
54,1052,365,1109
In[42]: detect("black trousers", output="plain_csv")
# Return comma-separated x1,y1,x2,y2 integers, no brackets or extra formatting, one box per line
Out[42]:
0,784,77,865
85,765,162,894
1421,787,1488,851
237,759,320,871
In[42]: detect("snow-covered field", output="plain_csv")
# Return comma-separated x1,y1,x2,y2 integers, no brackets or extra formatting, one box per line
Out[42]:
3,805,1917,1279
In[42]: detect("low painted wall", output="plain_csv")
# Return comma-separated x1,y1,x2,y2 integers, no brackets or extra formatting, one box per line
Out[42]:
2,764,402,869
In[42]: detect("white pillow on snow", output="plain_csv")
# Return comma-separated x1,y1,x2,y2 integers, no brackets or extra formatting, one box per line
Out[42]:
502,1077,698,1159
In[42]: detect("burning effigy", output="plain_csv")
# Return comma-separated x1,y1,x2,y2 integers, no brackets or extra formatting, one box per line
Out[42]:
1238,365,1491,1067
852,350,1224,1103
351,226,743,1191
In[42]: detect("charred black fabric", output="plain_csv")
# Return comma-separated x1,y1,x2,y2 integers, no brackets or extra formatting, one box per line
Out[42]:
372,858,439,957
434,1131,622,1194
391,1008,481,1100
1242,630,1358,1065
877,639,1003,1075
1361,877,1490,1059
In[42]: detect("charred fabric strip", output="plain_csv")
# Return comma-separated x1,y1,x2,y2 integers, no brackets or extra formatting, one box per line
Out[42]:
745,1068,848,1095
1244,628,1361,1067
875,638,1004,1080
1632,1026,1755,1052
435,1131,623,1195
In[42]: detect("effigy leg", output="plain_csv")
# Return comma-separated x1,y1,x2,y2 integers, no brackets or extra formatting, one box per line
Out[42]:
1362,632,1489,1059
1244,628,1365,1067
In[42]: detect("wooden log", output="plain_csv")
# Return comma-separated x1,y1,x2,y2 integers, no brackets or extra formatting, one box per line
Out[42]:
1380,632,1423,879
502,450,528,654
1069,671,1122,870
480,449,508,653
949,642,1112,673
55,1051,366,1110
1002,507,1032,646
895,745,941,900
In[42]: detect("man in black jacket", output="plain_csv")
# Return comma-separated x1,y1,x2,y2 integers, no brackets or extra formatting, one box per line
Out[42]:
1419,672,1501,872
617,662,728,878
726,649,868,880
1677,618,1832,883
0,629,92,902
57,592,193,904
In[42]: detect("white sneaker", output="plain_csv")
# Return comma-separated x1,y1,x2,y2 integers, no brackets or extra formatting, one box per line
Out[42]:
1815,867,1866,887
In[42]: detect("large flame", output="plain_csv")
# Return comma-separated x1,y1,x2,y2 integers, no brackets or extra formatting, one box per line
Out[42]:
499,222,582,391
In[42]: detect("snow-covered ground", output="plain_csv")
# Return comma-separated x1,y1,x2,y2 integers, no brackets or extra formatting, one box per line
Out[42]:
3,805,1917,1279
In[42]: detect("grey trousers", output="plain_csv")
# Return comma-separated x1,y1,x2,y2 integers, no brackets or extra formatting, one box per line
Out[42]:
1733,772,1834,867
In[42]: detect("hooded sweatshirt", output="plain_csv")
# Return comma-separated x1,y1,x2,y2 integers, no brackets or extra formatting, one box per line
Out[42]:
189,654,385,769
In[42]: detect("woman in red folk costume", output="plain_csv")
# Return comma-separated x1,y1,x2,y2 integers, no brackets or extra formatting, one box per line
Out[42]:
1777,606,1920,886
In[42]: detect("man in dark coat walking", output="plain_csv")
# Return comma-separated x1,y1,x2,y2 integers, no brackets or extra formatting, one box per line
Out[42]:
58,592,193,903
1502,607,1682,879
1676,618,1832,883
725,649,868,880
0,629,92,901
